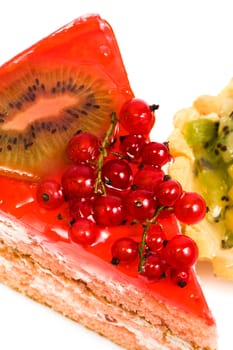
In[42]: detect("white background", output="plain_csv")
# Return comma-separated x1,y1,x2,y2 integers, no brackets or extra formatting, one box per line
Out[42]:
0,1,233,349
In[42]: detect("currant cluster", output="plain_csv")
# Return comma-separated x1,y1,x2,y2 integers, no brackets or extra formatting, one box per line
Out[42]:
36,98,206,287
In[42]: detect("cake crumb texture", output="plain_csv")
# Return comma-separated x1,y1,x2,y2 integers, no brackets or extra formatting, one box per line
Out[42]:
0,239,217,350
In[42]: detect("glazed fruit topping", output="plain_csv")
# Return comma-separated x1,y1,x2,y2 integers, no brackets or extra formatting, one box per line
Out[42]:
141,254,167,281
119,98,155,135
36,179,64,210
101,159,133,192
174,191,206,225
36,98,206,287
141,141,170,167
66,131,100,164
68,198,93,220
170,268,190,288
120,133,146,161
111,237,139,265
163,235,199,270
155,178,183,207
145,224,166,253
69,218,98,246
133,167,164,192
61,164,95,199
92,194,126,226
0,14,134,181
125,189,157,221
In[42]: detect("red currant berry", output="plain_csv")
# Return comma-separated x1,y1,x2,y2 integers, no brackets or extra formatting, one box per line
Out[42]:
163,235,198,269
37,179,64,210
69,218,97,245
69,198,93,220
120,133,146,160
61,164,95,199
141,254,166,281
174,191,206,224
170,268,190,288
146,224,166,252
141,141,170,167
141,142,170,167
111,237,138,264
133,167,164,193
119,98,155,135
155,179,182,206
66,132,100,163
92,195,126,226
102,159,133,191
125,189,157,221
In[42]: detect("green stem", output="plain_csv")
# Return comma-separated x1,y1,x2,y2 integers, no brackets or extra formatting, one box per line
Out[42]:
138,206,171,273
94,112,117,195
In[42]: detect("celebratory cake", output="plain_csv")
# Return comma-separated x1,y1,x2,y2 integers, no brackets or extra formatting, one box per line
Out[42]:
0,14,217,350
169,80,233,280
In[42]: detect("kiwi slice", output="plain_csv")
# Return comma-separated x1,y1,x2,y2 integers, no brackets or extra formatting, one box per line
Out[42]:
0,63,121,181
213,113,233,163
183,112,233,247
184,119,218,149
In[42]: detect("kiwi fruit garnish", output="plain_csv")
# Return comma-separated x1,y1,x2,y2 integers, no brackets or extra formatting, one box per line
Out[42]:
0,14,134,181
183,118,218,149
0,62,122,181
168,81,233,277
183,112,233,248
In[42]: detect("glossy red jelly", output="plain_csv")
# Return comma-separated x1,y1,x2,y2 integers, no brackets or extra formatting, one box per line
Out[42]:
0,173,215,325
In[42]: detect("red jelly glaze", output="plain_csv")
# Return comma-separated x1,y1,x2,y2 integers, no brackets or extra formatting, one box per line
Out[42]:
0,169,214,326
0,14,132,90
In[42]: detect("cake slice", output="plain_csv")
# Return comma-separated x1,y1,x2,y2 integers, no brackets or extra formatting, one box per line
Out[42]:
0,14,217,350
168,80,233,280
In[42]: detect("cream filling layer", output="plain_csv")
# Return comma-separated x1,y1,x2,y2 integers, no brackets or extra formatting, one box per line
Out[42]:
0,252,194,350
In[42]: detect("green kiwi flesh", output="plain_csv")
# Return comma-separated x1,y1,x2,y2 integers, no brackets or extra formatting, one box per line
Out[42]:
184,112,233,248
0,63,121,181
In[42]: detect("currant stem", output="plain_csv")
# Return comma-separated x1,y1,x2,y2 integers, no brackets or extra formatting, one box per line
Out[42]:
149,104,159,111
110,151,129,160
94,112,118,195
138,206,171,273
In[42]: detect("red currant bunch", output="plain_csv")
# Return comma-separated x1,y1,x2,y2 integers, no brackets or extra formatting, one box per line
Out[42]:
35,100,206,288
